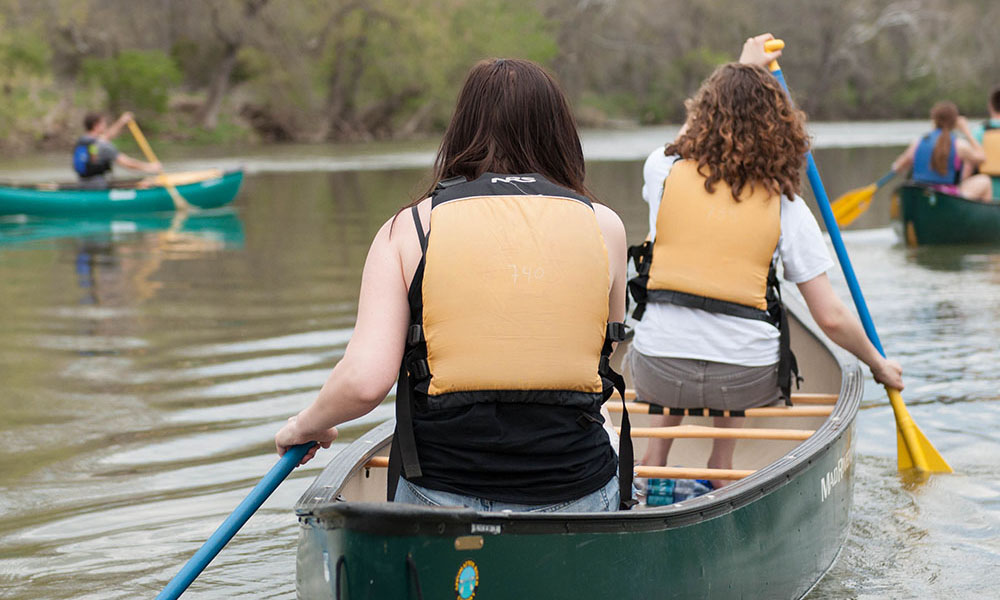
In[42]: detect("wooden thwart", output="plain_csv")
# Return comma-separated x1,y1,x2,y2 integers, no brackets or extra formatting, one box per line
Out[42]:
607,402,833,418
618,424,815,441
623,388,837,405
363,456,754,482
635,465,754,481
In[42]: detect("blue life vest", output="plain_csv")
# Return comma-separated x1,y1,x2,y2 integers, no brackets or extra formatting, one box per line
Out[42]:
72,137,112,178
912,129,959,185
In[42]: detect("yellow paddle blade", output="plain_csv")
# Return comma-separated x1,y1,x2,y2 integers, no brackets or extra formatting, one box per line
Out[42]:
831,183,877,226
896,424,952,473
888,388,952,474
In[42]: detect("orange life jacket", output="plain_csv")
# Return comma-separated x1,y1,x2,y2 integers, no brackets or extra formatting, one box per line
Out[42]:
388,173,632,508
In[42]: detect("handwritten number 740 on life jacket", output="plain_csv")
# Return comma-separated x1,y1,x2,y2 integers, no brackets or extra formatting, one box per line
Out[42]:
509,264,545,283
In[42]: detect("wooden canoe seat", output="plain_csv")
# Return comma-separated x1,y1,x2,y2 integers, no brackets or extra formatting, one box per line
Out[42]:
634,465,754,481
622,388,837,405
362,456,757,483
618,424,815,441
607,401,833,418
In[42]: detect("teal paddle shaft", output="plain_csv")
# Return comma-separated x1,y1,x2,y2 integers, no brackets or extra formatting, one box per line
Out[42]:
768,66,887,357
875,170,896,189
156,442,315,600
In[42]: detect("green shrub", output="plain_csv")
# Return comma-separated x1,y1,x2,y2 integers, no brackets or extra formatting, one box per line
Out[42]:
83,50,181,115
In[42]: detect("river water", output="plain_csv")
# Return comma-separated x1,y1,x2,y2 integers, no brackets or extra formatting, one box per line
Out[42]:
1,123,998,599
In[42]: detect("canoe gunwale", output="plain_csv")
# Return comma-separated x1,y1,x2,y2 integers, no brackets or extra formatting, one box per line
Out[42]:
295,294,863,536
0,168,242,191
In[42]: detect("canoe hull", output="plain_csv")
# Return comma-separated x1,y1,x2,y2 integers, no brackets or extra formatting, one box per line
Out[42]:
0,170,243,217
898,183,1000,245
294,297,862,600
297,421,855,599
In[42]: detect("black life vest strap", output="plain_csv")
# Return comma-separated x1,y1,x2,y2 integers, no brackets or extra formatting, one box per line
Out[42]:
599,322,636,510
627,242,652,321
770,268,802,405
646,289,776,324
411,205,427,254
388,202,435,500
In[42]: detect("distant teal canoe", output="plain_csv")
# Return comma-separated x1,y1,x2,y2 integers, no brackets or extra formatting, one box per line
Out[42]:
0,169,243,217
897,183,1000,245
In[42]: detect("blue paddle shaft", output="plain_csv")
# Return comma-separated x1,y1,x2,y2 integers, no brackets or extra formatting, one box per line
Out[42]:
770,68,887,358
156,442,315,600
875,170,896,189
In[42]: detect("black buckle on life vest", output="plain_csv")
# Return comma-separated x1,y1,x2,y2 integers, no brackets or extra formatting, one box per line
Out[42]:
598,355,611,376
406,356,430,380
407,324,424,346
435,176,467,190
606,322,627,343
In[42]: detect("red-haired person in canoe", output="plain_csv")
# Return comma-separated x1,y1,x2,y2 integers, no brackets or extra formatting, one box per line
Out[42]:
629,35,904,494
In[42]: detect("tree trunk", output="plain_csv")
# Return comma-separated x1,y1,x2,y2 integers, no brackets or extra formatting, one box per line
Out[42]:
199,42,239,130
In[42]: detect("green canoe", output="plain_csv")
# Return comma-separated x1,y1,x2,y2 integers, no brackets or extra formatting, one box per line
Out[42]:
0,169,243,217
294,295,862,599
897,183,1000,245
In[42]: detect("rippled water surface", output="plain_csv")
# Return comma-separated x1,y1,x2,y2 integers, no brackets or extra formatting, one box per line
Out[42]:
1,130,998,598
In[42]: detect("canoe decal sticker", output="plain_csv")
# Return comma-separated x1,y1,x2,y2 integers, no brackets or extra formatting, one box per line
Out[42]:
109,189,137,201
820,439,853,502
455,560,479,600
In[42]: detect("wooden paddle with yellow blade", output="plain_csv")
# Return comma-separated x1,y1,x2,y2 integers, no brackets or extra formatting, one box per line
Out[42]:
126,119,194,211
764,38,951,476
831,170,896,227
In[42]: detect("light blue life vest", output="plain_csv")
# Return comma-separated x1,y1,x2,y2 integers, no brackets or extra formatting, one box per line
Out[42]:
912,129,959,186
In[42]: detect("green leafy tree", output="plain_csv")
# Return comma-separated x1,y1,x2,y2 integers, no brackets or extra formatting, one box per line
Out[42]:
83,50,181,115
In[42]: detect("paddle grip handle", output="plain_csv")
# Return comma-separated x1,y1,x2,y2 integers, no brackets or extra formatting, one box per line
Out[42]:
763,39,784,72
155,442,316,600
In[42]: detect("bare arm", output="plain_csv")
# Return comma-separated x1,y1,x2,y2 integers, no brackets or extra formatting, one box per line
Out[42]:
593,203,627,324
116,153,161,173
955,115,985,165
892,140,918,174
594,203,627,449
101,111,134,141
797,273,903,389
276,217,410,463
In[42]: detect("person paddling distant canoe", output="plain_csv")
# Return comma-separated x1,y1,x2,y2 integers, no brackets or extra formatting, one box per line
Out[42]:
73,111,161,189
964,85,1000,200
629,35,904,492
275,58,632,512
891,101,989,201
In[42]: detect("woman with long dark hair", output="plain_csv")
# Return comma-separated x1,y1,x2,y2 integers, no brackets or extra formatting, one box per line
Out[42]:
630,35,904,493
892,100,988,200
275,58,630,512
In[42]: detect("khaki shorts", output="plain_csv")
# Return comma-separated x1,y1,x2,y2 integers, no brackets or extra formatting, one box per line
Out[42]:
628,350,782,411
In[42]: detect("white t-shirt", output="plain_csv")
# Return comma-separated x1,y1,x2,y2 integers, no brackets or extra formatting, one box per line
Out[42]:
633,148,834,366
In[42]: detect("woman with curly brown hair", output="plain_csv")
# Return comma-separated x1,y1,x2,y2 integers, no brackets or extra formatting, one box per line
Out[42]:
629,35,903,493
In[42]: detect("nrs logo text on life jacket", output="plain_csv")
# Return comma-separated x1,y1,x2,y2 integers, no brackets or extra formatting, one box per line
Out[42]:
491,176,536,184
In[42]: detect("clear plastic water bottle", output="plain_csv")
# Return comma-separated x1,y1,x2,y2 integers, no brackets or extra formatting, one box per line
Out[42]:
672,478,714,502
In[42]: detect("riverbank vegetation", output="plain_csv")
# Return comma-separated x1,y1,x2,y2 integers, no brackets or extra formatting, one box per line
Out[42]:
1,0,998,154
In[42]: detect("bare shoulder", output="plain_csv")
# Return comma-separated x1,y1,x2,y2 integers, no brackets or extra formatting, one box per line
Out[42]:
592,203,626,239
385,198,431,244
